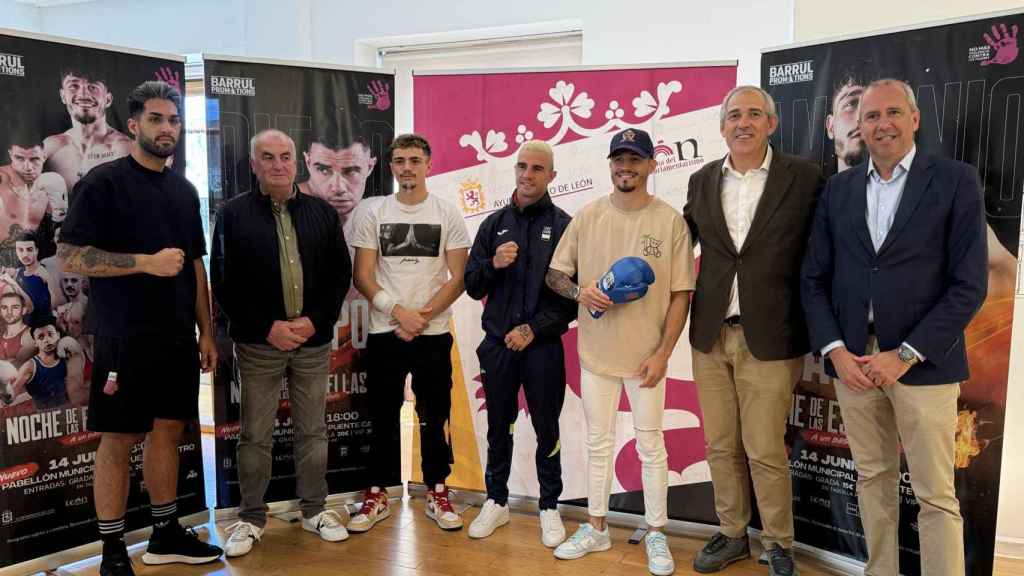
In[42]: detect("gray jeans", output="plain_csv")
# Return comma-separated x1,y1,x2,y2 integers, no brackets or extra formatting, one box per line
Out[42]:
235,342,330,526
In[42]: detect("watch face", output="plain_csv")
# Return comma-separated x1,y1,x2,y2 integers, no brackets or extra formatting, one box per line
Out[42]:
899,347,915,363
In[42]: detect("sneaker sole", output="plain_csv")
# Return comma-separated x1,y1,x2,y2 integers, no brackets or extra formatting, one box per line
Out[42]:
542,532,566,548
649,562,676,576
693,551,750,574
468,515,509,539
141,552,221,565
347,507,391,533
425,506,463,531
554,540,612,560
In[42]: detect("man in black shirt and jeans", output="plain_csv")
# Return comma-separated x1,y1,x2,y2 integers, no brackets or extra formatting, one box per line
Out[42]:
59,81,222,576
211,129,350,557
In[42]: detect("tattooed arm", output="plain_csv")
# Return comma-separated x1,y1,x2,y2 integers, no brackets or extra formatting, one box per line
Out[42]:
58,242,185,278
545,269,580,301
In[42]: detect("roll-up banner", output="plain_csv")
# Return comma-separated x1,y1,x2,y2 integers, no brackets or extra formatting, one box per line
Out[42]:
203,55,397,509
0,28,203,569
413,63,735,522
762,10,1022,574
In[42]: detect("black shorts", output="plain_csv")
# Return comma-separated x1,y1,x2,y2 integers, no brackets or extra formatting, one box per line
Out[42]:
87,335,200,434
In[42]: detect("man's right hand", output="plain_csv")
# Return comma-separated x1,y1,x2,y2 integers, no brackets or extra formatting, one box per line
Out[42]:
492,241,518,269
142,248,185,277
392,304,431,336
578,281,612,313
267,320,307,351
828,346,876,392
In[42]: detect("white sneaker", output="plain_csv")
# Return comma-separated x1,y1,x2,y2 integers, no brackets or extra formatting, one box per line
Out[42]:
224,521,263,557
553,523,611,560
468,499,509,539
539,508,566,547
302,510,348,542
645,531,675,575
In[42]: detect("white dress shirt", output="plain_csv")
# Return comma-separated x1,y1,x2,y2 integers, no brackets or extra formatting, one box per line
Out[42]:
720,146,773,319
821,146,924,361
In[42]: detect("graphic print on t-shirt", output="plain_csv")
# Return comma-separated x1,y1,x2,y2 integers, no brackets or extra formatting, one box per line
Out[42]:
379,223,442,258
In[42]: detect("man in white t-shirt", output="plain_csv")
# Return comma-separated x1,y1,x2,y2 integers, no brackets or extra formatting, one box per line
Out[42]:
348,133,470,533
546,128,695,576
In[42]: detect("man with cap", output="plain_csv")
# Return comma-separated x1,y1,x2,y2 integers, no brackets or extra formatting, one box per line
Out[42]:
546,128,695,575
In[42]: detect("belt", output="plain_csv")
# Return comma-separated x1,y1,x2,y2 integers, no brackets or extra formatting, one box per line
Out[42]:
723,316,742,327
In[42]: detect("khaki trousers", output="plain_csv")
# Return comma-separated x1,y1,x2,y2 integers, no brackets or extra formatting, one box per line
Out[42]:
692,324,802,548
834,337,963,576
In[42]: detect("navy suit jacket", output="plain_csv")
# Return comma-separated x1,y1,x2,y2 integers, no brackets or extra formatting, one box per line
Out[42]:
801,153,988,385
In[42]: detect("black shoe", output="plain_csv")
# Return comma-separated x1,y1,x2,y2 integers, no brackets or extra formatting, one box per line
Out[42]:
693,532,750,573
141,524,223,565
99,543,135,576
767,543,798,576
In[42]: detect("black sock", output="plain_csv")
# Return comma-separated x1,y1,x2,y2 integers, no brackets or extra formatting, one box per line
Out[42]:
98,517,126,554
150,501,178,535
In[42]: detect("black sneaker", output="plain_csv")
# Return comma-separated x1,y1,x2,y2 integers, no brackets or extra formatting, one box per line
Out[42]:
767,543,798,576
99,543,135,576
693,532,750,573
141,524,223,565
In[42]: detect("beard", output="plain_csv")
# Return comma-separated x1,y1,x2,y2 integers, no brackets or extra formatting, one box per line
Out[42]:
71,108,100,124
139,134,177,158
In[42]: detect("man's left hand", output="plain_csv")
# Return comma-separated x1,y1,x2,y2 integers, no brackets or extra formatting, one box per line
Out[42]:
636,351,669,388
856,350,910,387
199,331,218,374
290,317,316,340
504,324,535,352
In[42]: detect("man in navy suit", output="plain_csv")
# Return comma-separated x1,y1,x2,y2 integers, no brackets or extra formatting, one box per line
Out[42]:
802,79,987,576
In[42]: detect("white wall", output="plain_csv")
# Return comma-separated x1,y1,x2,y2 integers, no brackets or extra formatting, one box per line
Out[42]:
0,0,39,30
795,0,1024,551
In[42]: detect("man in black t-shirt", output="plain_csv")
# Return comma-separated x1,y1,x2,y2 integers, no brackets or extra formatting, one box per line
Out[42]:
59,81,222,576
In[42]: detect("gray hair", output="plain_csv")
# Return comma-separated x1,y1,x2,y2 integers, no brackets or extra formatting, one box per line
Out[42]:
859,78,918,118
249,129,295,158
127,81,182,119
719,85,777,128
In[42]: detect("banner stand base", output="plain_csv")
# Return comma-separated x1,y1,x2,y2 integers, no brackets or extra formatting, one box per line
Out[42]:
2,509,210,576
213,486,404,523
414,485,864,575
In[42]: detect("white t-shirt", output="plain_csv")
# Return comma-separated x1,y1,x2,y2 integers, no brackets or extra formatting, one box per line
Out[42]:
351,193,470,335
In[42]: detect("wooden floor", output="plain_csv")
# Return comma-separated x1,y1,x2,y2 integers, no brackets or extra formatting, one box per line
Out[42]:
59,496,1024,575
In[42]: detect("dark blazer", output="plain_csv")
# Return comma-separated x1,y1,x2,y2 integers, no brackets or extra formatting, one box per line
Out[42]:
801,153,988,385
684,149,824,360
211,186,351,347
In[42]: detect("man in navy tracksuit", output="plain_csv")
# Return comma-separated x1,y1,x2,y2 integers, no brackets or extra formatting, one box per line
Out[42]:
464,140,575,547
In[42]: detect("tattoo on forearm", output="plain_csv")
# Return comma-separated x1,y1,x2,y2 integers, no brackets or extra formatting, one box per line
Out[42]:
59,244,135,276
545,269,578,300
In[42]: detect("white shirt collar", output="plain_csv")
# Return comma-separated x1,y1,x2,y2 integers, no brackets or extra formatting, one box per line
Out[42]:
867,145,916,182
722,145,773,177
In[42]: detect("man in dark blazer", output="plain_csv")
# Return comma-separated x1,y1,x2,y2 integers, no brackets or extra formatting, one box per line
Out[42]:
802,79,987,576
684,85,823,576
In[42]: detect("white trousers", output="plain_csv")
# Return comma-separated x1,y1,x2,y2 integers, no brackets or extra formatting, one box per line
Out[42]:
581,367,668,527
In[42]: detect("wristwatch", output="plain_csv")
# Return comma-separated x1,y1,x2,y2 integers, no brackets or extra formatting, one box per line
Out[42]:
570,284,580,302
897,344,920,366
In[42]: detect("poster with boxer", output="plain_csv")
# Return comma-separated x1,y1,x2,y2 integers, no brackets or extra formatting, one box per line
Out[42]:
413,63,735,522
0,29,202,569
762,9,1022,574
203,55,396,508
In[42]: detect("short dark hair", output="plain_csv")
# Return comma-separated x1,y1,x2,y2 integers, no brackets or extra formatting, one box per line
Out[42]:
0,291,25,304
29,314,58,338
59,66,106,87
127,81,182,120
7,124,43,150
15,230,39,247
308,129,371,153
388,133,431,161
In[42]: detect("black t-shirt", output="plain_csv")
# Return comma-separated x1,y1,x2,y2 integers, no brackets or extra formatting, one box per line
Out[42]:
61,155,206,338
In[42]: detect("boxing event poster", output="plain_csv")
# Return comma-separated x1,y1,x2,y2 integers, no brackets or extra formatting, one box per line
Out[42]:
763,11,1022,574
203,55,395,508
0,30,202,568
414,64,734,522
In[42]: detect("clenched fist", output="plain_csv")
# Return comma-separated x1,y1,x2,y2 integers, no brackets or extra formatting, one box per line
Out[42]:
144,248,185,277
492,241,518,269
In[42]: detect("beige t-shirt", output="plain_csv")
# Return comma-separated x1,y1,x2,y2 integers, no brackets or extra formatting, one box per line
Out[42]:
550,195,695,377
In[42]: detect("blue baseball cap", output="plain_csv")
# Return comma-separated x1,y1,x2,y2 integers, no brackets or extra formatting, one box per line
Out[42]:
607,128,654,159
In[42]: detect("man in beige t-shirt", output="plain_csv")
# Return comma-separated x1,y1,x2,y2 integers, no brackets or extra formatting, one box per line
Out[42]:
546,128,694,576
